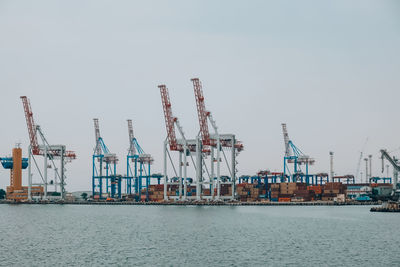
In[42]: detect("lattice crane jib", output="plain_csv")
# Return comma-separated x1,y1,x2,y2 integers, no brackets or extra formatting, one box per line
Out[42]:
281,123,291,157
21,96,76,160
93,118,102,156
127,119,136,156
191,78,243,153
381,149,400,172
159,84,181,151
20,96,40,155
191,78,211,146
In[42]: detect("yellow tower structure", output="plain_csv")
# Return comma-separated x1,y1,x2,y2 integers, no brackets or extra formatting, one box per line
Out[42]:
12,147,22,190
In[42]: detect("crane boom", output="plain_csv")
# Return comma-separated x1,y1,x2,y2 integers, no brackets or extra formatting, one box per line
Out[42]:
190,78,243,152
159,84,182,151
381,149,400,172
21,96,76,159
20,96,40,155
127,119,136,155
281,123,291,157
93,118,102,156
191,78,212,146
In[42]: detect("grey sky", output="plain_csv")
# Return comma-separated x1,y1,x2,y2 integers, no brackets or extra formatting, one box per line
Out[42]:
1,0,399,191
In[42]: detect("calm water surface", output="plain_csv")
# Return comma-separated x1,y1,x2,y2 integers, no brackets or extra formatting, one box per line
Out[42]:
0,205,399,266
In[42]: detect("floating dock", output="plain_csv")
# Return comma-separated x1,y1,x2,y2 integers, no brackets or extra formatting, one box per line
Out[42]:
370,201,400,212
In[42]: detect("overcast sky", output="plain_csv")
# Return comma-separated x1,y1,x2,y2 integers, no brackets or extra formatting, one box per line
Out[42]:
1,0,399,191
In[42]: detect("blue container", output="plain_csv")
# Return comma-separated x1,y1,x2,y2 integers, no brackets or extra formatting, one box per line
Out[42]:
271,198,278,202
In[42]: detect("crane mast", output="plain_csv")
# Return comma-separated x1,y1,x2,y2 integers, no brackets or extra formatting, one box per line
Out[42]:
93,118,102,156
20,96,40,155
380,149,400,172
380,149,400,200
21,96,76,159
282,123,291,158
191,78,212,147
281,123,314,182
127,119,136,156
191,78,243,152
159,84,182,152
20,96,75,200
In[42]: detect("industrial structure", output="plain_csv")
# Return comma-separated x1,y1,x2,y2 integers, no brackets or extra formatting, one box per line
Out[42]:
158,78,243,202
191,78,243,200
0,146,43,201
92,118,119,199
0,91,394,204
20,96,76,200
159,83,198,201
380,149,400,199
281,123,315,183
126,119,154,201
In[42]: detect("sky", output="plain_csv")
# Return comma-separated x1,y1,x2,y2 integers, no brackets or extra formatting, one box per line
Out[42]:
1,0,399,191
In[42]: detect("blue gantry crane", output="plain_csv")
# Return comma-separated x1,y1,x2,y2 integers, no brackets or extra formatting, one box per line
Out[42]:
92,118,119,199
126,119,153,200
281,123,315,184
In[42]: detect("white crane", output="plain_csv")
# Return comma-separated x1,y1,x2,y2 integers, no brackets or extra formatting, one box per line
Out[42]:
380,149,400,200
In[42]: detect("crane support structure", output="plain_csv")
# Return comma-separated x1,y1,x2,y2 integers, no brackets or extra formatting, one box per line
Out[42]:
159,79,243,202
191,78,243,200
20,96,75,200
159,84,198,201
92,118,119,199
126,119,153,200
281,123,315,184
380,149,400,196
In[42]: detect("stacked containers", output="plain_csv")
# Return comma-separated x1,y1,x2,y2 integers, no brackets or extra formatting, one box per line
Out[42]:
146,184,164,202
321,182,346,201
270,184,280,201
237,183,259,202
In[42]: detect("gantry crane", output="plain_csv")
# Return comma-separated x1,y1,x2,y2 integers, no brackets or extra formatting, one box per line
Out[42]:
281,123,314,183
159,84,197,201
20,96,76,200
126,119,153,200
191,78,243,200
380,149,400,200
92,118,119,199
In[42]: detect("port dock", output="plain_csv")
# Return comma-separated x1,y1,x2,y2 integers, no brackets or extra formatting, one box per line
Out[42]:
0,199,379,206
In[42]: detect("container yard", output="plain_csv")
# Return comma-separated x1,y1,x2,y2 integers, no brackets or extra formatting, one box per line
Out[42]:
2,2,400,267
1,80,398,207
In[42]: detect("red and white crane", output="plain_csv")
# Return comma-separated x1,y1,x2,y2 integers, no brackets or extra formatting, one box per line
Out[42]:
191,78,243,200
20,96,76,200
159,84,197,200
191,78,244,152
21,96,76,159
159,84,183,152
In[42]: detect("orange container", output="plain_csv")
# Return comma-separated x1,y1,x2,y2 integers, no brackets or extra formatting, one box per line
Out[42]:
278,197,291,202
307,186,322,194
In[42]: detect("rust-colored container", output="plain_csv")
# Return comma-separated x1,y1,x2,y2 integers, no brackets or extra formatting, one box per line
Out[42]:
278,197,291,202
